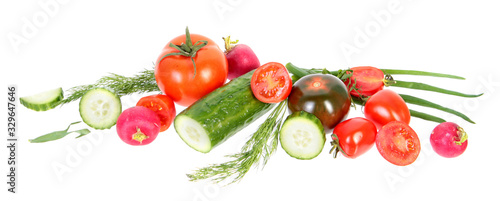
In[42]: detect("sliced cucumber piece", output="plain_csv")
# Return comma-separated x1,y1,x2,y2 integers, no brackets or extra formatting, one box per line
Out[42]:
79,88,121,130
280,111,325,160
20,87,64,111
175,115,212,153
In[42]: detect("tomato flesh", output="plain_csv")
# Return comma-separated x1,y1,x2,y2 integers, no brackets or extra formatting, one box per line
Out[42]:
376,121,420,166
332,117,377,159
251,62,292,103
136,94,176,132
288,74,351,132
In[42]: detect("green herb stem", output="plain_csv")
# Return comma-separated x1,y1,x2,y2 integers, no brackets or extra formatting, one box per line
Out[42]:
380,69,465,80
400,94,475,124
409,109,446,123
390,80,483,98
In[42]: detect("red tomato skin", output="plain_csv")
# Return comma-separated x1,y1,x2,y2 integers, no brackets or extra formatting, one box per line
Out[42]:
376,121,420,166
136,94,176,132
250,62,292,103
364,89,410,130
155,34,228,107
345,66,385,98
333,117,377,159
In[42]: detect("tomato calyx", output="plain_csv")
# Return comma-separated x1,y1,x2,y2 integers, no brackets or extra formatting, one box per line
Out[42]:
222,35,239,52
157,27,208,77
455,126,468,146
329,133,348,158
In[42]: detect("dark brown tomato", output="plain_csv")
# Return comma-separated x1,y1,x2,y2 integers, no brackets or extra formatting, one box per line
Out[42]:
287,74,351,132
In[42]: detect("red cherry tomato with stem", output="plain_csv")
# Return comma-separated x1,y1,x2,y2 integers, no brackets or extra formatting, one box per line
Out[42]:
330,117,377,159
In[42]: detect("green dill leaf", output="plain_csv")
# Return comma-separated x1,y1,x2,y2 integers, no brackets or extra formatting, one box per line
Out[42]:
187,100,288,185
58,68,159,106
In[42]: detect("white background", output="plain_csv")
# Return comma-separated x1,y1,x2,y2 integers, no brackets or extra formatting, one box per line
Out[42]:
2,0,500,200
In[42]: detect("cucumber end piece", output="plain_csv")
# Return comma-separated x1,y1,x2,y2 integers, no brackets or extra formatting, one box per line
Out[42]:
20,88,64,111
280,111,326,160
174,115,212,153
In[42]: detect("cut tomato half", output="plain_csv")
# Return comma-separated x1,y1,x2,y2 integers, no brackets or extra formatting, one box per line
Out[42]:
251,62,292,103
136,94,176,132
376,121,420,166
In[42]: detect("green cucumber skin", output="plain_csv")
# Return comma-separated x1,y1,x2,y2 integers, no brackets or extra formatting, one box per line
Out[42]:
175,70,274,151
19,88,64,112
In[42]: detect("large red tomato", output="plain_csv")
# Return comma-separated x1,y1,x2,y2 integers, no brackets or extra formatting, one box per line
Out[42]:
155,28,228,106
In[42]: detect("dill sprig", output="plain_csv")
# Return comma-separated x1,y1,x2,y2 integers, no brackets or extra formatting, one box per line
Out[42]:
187,100,288,184
59,68,160,106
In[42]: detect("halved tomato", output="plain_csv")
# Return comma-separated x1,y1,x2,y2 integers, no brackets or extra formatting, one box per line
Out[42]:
251,62,293,103
376,121,420,166
136,94,176,132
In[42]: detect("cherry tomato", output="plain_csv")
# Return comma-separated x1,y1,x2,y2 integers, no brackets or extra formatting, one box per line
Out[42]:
344,66,385,98
330,117,377,159
364,89,410,129
250,62,292,103
430,122,468,158
155,29,228,106
376,121,420,166
136,94,176,132
288,74,351,132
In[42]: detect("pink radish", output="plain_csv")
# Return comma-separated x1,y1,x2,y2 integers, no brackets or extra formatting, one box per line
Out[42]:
116,106,161,146
223,36,260,80
430,122,468,158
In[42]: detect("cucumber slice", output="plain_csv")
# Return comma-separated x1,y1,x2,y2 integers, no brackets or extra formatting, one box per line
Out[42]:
280,111,325,160
79,88,121,130
20,87,64,111
175,115,212,153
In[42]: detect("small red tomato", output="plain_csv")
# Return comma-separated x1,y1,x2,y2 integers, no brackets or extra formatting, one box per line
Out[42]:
376,121,420,166
136,94,176,132
330,117,377,159
364,89,411,129
430,122,468,158
344,66,385,98
251,62,293,103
